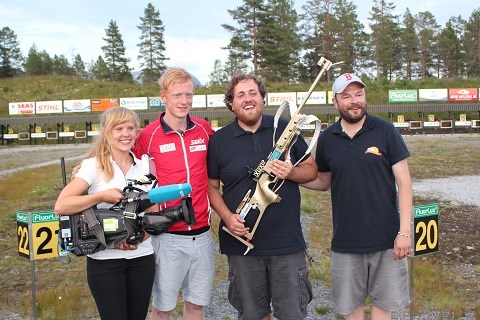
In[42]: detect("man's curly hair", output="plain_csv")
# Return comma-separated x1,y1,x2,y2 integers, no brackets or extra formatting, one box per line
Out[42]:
223,74,267,111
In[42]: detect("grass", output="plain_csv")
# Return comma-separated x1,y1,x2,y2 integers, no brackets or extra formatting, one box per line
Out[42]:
0,135,479,319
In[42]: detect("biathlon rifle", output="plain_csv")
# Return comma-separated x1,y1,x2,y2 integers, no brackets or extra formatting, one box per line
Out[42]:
222,57,343,254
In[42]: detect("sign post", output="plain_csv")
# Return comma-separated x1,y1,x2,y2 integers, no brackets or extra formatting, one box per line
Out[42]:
409,204,439,319
17,210,60,319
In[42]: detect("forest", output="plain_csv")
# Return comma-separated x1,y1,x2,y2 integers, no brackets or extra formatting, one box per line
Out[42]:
0,0,479,86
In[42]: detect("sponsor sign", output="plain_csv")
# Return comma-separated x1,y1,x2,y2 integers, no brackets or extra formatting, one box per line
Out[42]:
120,97,148,110
91,98,119,112
389,90,418,103
35,100,63,114
207,94,226,108
192,95,207,108
419,89,448,102
63,99,91,113
296,91,327,105
267,92,296,106
9,102,35,115
448,88,478,102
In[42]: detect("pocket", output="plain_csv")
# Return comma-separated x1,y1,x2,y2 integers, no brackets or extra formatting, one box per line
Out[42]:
227,271,243,312
299,265,313,309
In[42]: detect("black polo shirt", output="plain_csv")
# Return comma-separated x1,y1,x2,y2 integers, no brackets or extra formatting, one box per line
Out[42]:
315,114,410,254
207,114,309,256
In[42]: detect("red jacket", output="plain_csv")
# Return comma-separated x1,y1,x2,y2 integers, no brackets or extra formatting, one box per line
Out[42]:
133,113,214,232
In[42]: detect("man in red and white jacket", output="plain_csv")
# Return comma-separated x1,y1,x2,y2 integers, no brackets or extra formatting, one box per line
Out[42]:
133,67,215,320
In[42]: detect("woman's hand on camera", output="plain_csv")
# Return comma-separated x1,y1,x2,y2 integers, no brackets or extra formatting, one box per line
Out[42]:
116,241,138,250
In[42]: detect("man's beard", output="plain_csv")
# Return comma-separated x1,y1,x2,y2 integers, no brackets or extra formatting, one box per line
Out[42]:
339,104,367,124
235,108,262,127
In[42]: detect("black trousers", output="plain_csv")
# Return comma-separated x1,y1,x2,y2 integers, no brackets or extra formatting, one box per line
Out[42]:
87,254,155,320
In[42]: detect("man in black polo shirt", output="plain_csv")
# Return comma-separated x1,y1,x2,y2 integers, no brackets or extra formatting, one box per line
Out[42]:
305,73,413,319
207,74,318,320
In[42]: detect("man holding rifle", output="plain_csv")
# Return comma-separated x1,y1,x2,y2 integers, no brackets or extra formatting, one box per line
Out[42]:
207,74,317,320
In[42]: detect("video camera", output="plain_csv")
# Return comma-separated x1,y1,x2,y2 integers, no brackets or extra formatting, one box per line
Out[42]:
58,182,194,256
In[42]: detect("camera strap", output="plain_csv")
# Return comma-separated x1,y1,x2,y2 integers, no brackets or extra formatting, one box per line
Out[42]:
83,207,111,250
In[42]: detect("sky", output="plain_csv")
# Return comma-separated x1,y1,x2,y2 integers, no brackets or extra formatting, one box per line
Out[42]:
0,0,476,85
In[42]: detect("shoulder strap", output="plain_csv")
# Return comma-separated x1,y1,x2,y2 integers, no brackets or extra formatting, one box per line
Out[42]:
83,208,109,249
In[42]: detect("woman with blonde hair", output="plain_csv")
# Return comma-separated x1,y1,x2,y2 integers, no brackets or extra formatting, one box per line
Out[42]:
55,106,155,320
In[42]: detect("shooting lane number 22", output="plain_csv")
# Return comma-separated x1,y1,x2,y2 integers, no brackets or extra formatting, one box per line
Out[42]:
17,211,60,260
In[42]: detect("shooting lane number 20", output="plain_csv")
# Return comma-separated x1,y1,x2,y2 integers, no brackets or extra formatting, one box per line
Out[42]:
17,211,60,260
413,204,439,256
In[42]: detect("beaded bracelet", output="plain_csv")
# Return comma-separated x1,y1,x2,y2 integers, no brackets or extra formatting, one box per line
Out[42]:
397,232,411,238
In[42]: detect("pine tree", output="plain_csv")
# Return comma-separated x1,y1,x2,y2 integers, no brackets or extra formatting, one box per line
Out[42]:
73,54,87,77
223,0,267,74
52,54,75,76
101,20,133,82
207,59,228,86
300,0,365,81
258,0,301,82
90,56,110,80
400,8,419,80
369,0,401,81
463,8,480,77
0,27,23,78
437,17,465,78
224,52,250,79
137,3,168,84
333,0,366,75
415,11,440,79
24,44,53,75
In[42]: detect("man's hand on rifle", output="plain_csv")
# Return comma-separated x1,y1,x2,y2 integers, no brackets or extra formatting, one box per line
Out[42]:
268,159,294,180
224,213,250,236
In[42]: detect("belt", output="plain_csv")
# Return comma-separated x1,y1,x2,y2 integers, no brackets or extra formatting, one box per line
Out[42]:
168,226,210,236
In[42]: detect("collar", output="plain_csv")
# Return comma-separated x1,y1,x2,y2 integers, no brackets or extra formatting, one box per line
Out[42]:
231,114,274,137
330,113,375,136
109,152,137,165
159,112,195,133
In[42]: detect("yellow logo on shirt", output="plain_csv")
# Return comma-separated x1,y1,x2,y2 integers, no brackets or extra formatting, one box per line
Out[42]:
365,146,382,156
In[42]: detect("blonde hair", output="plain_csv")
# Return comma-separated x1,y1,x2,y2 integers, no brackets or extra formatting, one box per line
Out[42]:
85,107,140,181
158,67,194,93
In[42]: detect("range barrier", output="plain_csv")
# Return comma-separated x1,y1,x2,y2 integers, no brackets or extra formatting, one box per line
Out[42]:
1,104,479,145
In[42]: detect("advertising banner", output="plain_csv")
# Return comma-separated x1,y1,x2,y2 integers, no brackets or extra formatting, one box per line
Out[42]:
207,94,226,108
419,89,448,102
448,88,478,102
9,101,35,115
267,92,296,106
192,95,207,108
91,98,119,112
388,90,418,103
120,97,148,110
63,99,91,113
296,91,327,105
35,100,63,114
148,97,164,109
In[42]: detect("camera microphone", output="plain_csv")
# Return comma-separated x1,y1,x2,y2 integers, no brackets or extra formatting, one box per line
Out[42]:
137,183,192,203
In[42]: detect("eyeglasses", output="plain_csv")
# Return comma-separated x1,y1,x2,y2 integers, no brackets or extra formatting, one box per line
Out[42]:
170,92,194,100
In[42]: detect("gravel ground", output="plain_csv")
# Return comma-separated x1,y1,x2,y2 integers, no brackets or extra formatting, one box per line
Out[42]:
0,137,478,320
